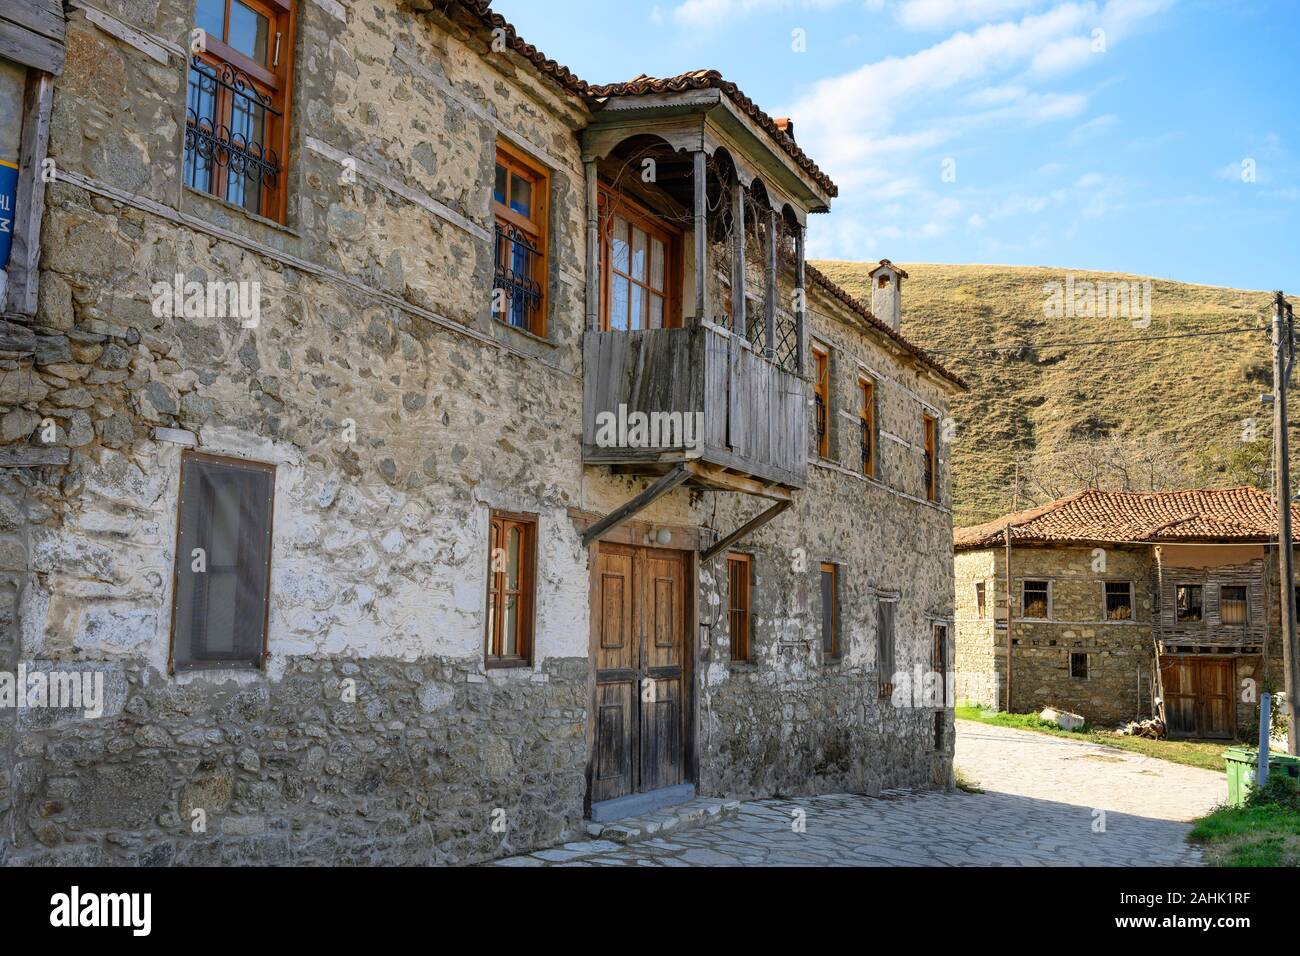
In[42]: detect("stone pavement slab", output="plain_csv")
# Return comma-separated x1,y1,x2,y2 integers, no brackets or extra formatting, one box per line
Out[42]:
493,721,1226,866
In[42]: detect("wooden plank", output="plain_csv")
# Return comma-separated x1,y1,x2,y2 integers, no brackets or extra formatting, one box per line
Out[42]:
82,6,170,66
700,499,791,562
0,17,63,74
0,445,69,467
5,71,53,317
692,150,707,322
581,464,691,547
0,0,65,44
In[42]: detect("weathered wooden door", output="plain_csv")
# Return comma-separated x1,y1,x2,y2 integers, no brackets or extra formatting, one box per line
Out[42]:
1161,657,1234,739
591,544,687,805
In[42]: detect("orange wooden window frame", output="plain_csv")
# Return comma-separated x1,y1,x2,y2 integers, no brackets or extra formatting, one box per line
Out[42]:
189,0,296,223
820,562,838,658
859,377,875,478
727,553,751,662
597,186,682,331
486,511,536,666
493,141,550,336
813,347,830,459
923,413,937,501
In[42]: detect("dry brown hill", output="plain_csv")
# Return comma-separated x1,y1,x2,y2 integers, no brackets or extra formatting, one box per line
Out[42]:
812,262,1281,527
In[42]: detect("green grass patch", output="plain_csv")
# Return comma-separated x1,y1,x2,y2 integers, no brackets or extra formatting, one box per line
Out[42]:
1190,804,1300,866
956,702,1232,773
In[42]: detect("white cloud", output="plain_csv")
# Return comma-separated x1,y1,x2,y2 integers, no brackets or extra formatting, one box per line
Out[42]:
895,0,1050,30
671,0,851,29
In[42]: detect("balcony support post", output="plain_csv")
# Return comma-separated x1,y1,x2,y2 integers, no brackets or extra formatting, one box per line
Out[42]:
794,223,806,374
731,176,746,338
584,158,599,330
581,464,692,547
693,149,709,324
700,499,792,563
764,207,777,359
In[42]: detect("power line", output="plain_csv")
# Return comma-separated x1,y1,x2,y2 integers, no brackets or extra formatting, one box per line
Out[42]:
927,325,1264,355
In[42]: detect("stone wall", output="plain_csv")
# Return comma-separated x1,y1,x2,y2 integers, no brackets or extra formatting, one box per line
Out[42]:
953,548,997,707
0,0,957,865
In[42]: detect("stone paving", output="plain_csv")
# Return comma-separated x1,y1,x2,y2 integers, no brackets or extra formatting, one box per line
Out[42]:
495,720,1229,866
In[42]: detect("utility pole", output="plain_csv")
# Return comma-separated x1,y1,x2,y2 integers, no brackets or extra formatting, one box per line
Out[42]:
1271,291,1299,755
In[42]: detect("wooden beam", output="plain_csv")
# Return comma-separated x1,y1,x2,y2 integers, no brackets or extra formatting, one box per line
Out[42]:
731,177,746,338
794,223,806,375
684,460,792,500
585,158,599,330
764,207,777,358
701,499,792,563
0,19,63,75
581,464,691,547
0,446,69,467
693,149,708,323
6,71,54,317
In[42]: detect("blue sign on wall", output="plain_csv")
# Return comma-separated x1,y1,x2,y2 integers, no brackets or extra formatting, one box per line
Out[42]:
0,159,17,269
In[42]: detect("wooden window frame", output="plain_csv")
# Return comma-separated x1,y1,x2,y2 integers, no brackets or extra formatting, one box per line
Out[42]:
186,0,297,224
1022,579,1050,619
812,345,830,459
820,562,839,660
493,140,549,336
5,68,54,318
597,185,681,332
931,622,949,705
1070,651,1089,680
167,449,276,675
922,413,938,501
485,510,537,668
859,376,876,478
727,553,751,662
877,598,896,698
1104,580,1134,621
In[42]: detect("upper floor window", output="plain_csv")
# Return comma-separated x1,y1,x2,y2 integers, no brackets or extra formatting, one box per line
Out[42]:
877,599,896,697
727,553,751,662
1176,583,1202,622
922,413,937,501
598,188,679,331
486,511,536,667
169,451,275,673
1022,579,1049,618
812,345,829,458
1104,581,1133,621
493,142,549,336
975,581,986,619
186,0,296,222
1221,585,1248,625
859,377,875,478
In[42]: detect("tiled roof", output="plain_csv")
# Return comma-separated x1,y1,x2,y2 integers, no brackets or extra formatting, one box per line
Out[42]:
455,4,837,197
953,487,1300,550
805,263,967,390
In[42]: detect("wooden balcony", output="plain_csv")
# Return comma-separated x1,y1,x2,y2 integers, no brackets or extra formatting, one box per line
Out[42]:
582,324,807,495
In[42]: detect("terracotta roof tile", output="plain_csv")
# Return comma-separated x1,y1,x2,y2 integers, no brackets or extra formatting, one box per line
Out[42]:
455,5,837,197
954,487,1300,550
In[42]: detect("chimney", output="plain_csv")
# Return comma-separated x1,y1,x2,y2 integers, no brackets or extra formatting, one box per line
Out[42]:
869,259,907,332
775,117,795,142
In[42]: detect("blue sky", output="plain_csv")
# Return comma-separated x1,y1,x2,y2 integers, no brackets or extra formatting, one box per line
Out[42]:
495,0,1298,292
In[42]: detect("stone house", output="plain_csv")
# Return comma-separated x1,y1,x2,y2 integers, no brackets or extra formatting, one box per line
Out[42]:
954,488,1290,738
0,0,964,866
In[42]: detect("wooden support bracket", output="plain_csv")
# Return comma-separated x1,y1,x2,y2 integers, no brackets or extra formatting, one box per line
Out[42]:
581,464,692,547
700,499,792,563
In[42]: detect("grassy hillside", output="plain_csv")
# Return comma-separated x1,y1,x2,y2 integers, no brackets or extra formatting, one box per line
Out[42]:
812,262,1280,527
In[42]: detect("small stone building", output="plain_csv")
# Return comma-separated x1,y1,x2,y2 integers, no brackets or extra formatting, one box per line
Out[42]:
0,1,964,865
954,488,1289,738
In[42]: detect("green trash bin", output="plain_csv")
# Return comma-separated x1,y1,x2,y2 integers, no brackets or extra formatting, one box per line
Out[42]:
1224,747,1300,806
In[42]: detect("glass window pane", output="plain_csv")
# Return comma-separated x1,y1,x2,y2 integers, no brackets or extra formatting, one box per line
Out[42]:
229,1,270,64
632,227,648,281
503,594,517,656
648,294,663,329
506,526,520,591
510,173,532,218
612,216,629,273
195,0,225,40
651,238,665,291
494,164,507,205
630,283,644,331
610,275,630,331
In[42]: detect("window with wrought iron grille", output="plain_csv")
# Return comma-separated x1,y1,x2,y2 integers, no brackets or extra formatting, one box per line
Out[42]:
728,553,751,662
859,377,875,478
812,345,829,458
185,0,295,222
494,143,549,335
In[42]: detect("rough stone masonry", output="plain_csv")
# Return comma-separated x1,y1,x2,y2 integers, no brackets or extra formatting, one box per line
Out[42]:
0,0,962,866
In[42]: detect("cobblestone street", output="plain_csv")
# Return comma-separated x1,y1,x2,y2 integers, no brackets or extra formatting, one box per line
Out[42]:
497,721,1228,866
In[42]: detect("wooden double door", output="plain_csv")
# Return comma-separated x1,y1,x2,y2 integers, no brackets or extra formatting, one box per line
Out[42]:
1161,657,1234,739
590,543,689,805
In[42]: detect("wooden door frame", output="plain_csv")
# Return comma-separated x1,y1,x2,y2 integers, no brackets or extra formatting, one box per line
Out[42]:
583,538,697,816
1161,654,1236,740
